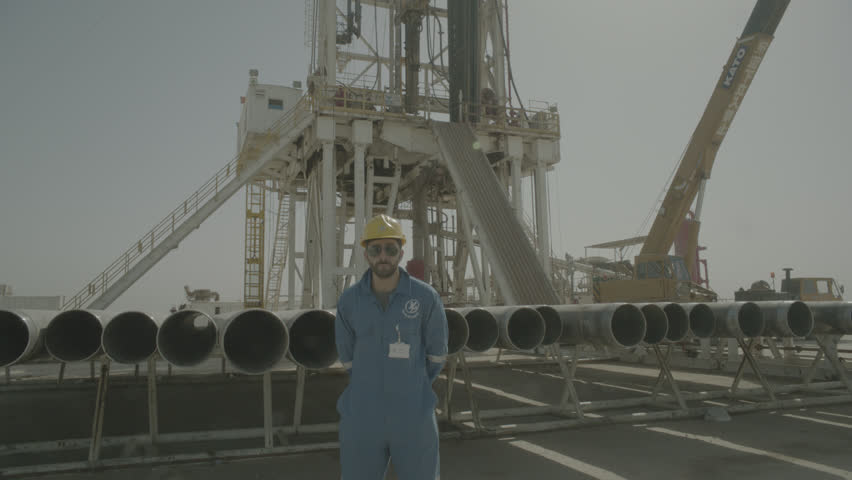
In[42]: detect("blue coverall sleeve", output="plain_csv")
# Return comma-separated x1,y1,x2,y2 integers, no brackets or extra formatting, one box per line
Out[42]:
424,292,449,383
335,304,354,371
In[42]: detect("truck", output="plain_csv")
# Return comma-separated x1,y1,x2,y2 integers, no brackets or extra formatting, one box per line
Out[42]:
735,268,845,302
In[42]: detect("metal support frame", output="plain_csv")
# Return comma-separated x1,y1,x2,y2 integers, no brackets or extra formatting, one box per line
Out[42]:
6,349,852,478
263,372,273,448
730,338,776,401
441,351,482,432
88,360,111,464
550,345,584,418
293,366,307,434
147,358,159,445
811,334,852,394
650,344,687,409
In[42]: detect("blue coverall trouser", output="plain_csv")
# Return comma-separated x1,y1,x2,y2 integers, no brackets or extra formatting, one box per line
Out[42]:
339,405,439,479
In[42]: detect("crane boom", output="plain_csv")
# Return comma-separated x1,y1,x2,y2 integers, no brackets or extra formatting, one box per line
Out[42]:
640,0,789,256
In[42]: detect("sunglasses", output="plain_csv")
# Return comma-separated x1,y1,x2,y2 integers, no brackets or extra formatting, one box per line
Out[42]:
366,244,400,258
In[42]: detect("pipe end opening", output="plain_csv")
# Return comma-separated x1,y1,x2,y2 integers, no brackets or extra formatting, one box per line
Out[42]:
289,311,336,369
611,304,646,348
507,308,545,350
662,304,689,342
464,309,498,352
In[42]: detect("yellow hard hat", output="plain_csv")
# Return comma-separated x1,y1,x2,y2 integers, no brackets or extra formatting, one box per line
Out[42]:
360,214,406,247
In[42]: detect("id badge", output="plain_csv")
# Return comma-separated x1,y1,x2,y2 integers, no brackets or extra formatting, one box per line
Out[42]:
389,342,410,359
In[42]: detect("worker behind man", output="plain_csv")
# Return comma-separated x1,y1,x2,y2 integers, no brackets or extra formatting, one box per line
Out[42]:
335,214,448,479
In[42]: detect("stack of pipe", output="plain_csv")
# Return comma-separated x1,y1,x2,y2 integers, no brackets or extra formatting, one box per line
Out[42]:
2,301,847,372
556,303,647,348
635,304,668,345
707,302,764,338
681,303,716,338
45,309,108,363
102,311,158,364
657,303,690,342
758,301,813,338
0,310,51,367
157,309,217,367
444,308,470,355
484,306,546,351
216,309,289,375
276,309,336,369
458,307,499,352
809,302,852,335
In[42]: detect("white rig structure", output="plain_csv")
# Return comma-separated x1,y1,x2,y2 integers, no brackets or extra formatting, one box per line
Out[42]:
61,0,565,313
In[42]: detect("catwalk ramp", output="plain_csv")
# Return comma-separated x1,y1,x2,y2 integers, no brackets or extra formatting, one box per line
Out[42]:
432,122,559,305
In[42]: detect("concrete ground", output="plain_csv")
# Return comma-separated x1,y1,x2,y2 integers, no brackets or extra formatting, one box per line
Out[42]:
2,351,852,479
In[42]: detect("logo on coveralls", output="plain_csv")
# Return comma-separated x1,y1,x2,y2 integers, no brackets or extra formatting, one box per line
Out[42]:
403,299,421,318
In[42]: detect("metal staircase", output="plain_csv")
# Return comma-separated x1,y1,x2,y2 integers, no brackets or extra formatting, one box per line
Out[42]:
243,179,266,308
432,121,559,305
265,190,291,311
63,96,313,311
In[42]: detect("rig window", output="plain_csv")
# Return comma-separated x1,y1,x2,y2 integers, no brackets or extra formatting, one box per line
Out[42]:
268,99,283,110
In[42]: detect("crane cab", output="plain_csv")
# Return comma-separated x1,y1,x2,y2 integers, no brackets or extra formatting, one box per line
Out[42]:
594,254,717,303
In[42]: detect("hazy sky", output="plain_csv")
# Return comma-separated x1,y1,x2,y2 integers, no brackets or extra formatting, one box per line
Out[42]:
1,1,850,310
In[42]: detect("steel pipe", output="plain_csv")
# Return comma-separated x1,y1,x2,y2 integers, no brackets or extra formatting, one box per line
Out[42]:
481,306,545,351
635,304,668,345
681,303,715,338
708,301,765,338
656,303,689,342
459,307,499,352
217,309,289,374
44,310,109,362
0,309,53,367
756,301,813,338
533,305,563,347
808,302,852,334
555,303,646,348
101,311,159,364
444,308,470,355
157,309,218,367
275,310,336,370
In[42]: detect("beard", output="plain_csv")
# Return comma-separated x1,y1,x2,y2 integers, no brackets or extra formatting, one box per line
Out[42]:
372,261,397,278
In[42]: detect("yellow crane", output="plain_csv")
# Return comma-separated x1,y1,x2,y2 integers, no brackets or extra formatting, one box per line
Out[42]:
597,0,790,303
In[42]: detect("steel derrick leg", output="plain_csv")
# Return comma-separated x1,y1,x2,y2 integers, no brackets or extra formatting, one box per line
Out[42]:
551,345,583,418
147,357,159,445
88,360,111,464
650,344,687,410
731,338,776,401
814,335,852,394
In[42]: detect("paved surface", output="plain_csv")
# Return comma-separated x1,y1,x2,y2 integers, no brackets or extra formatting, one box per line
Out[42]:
2,352,852,479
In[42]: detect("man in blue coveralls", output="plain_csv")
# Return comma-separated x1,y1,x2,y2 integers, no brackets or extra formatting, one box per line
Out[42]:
335,214,448,479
